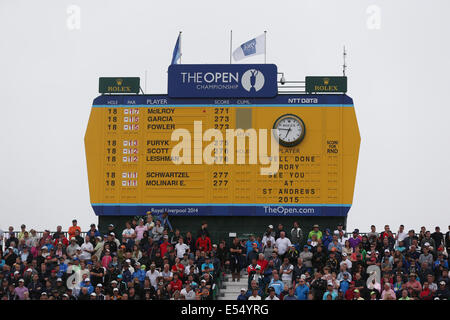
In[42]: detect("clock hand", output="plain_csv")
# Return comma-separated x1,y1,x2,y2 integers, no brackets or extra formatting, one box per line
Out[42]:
284,127,291,138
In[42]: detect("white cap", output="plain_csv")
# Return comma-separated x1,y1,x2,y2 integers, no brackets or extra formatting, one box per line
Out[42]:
85,278,90,282
97,283,103,287
342,253,347,257
57,278,62,281
14,271,20,274
327,281,333,286
26,268,32,272
113,288,119,291
125,259,131,263
90,293,96,296
240,288,247,291
268,225,273,229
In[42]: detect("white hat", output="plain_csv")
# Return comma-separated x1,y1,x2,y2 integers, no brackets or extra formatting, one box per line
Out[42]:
125,259,131,263
18,279,24,282
57,278,62,282
14,271,20,275
268,225,273,229
327,281,333,286
26,268,32,272
342,253,347,257
113,288,119,291
240,288,246,292
97,284,103,287
90,293,96,296
385,249,390,252
424,242,430,247
85,278,90,282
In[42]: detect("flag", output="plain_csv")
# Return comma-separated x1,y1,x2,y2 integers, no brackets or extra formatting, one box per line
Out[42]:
232,33,265,61
171,33,182,65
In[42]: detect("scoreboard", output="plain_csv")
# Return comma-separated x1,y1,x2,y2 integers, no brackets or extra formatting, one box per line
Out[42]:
84,94,360,217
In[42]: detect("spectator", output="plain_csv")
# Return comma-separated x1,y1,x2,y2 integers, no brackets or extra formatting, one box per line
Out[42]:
68,220,81,240
307,225,322,240
290,221,303,248
275,231,291,259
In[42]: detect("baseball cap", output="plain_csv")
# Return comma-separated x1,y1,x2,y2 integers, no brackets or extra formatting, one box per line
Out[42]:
240,288,246,292
353,229,359,233
125,259,131,263
327,281,333,286
113,288,119,292
108,224,114,227
384,249,390,253
342,253,347,257
439,281,446,285
90,293,96,297
354,289,360,293
85,278,90,282
111,280,118,284
18,279,24,282
163,235,169,239
57,278,62,282
268,225,273,229
97,283,103,287
109,232,115,236
255,265,261,270
313,224,319,228
14,271,20,275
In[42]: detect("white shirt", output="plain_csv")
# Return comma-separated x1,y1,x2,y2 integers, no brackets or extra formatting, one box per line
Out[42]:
146,270,160,288
275,237,291,255
175,243,190,259
122,228,136,242
80,242,94,260
266,295,280,300
396,231,408,246
180,288,196,300
280,264,294,282
248,295,261,300
262,235,275,246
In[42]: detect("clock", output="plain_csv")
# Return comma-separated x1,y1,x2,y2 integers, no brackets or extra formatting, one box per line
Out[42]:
273,114,306,147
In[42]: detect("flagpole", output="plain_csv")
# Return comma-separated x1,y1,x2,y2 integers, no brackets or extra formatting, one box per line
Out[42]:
264,30,267,64
179,31,182,64
230,30,233,64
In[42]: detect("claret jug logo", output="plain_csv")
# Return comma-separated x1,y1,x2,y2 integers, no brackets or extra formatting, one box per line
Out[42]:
241,69,265,92
323,78,330,85
116,78,123,86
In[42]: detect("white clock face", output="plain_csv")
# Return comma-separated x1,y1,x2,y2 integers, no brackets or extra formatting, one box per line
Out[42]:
273,114,306,147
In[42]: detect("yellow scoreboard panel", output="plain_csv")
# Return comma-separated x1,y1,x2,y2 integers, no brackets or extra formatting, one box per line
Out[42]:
85,94,360,217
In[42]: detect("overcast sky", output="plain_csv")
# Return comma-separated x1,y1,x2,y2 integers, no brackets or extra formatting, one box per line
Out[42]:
1,0,449,233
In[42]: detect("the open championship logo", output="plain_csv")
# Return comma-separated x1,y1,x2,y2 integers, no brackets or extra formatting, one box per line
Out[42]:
241,69,265,92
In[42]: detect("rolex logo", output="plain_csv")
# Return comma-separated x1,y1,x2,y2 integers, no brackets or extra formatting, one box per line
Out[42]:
116,79,123,86
323,78,330,85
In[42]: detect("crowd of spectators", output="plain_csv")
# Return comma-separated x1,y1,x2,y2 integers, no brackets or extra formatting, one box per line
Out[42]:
0,214,449,301
237,223,450,300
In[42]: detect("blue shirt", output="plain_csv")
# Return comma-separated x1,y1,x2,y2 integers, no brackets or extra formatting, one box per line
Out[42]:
268,279,284,296
339,280,350,294
295,284,309,300
132,269,146,282
156,215,173,231
323,291,338,300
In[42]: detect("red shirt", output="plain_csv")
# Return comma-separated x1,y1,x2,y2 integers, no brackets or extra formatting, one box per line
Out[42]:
160,241,170,257
170,279,183,292
195,237,212,252
257,259,268,272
